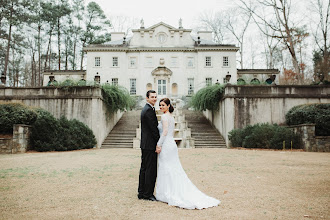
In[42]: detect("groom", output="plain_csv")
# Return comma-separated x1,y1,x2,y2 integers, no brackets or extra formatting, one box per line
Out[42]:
138,90,161,201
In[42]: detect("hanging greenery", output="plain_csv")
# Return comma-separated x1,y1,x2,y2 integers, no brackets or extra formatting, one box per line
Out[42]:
101,84,136,113
190,84,225,111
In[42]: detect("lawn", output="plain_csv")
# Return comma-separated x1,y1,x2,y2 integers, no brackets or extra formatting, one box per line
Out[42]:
0,148,329,219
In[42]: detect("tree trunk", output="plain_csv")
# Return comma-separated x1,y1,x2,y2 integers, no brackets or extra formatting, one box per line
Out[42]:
3,6,13,83
80,41,85,70
38,24,41,86
73,36,77,70
58,17,61,70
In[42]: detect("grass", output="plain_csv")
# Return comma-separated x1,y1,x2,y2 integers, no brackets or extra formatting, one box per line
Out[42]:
0,148,329,220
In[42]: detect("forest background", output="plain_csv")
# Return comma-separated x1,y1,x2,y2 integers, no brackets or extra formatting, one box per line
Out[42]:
0,0,328,87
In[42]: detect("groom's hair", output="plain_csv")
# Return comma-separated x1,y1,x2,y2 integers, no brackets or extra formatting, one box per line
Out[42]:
146,90,156,98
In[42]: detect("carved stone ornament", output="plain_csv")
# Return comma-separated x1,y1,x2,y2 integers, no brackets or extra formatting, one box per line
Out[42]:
159,58,165,66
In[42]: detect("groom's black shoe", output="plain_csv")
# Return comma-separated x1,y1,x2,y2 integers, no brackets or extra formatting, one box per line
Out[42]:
137,194,144,200
143,195,157,201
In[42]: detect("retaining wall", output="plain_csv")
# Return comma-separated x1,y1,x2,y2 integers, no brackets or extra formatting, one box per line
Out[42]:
0,87,123,148
203,85,330,149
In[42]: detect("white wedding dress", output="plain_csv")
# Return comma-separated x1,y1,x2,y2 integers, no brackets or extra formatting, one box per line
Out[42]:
155,113,220,209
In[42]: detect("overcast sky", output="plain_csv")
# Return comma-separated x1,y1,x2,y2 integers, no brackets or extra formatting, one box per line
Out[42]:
86,0,238,29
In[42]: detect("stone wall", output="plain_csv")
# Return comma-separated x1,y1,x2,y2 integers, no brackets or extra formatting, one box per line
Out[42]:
0,125,31,154
290,124,330,152
0,87,123,148
203,85,330,148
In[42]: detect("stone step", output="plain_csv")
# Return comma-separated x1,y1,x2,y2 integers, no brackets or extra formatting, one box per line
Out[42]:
101,110,140,149
184,109,226,148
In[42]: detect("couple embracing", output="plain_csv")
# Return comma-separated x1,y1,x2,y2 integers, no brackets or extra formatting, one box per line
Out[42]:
138,90,220,209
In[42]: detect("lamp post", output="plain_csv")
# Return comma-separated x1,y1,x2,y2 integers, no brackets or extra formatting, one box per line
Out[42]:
0,74,6,86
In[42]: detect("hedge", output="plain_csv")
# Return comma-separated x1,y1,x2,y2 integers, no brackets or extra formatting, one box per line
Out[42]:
0,102,38,134
228,123,301,149
29,109,97,152
285,103,330,136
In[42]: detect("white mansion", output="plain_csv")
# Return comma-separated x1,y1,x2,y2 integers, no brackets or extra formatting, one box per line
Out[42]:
44,21,279,98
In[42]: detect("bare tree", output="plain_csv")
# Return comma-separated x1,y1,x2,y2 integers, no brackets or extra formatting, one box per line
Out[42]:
239,0,305,83
225,7,252,68
198,11,227,43
309,0,330,82
110,15,139,36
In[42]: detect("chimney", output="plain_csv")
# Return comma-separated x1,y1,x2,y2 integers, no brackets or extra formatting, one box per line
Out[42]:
197,31,213,41
111,32,125,42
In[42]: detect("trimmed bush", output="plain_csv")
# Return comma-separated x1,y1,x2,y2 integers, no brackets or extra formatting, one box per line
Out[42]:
190,84,224,111
58,117,96,151
0,103,38,134
30,109,63,151
286,103,330,136
30,109,96,152
228,123,301,149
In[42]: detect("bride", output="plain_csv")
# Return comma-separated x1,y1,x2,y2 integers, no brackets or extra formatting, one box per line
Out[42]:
155,98,220,209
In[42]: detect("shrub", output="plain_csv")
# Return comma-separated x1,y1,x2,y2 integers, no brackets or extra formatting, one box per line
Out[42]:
30,109,63,151
59,117,96,151
30,109,96,152
228,123,301,149
190,84,224,111
0,103,38,134
286,103,330,136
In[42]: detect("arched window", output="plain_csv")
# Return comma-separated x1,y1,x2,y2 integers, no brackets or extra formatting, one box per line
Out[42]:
265,78,273,85
250,78,260,85
237,78,246,85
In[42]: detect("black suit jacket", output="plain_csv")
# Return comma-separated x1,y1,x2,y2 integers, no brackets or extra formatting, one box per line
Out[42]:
140,104,160,150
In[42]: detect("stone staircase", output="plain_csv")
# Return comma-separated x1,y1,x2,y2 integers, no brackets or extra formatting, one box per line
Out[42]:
184,110,227,148
101,110,140,148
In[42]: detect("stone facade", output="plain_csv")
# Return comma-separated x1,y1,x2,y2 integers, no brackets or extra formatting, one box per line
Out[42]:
290,124,330,152
0,125,31,154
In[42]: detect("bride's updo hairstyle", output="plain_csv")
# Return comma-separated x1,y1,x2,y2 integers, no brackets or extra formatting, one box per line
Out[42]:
159,98,174,113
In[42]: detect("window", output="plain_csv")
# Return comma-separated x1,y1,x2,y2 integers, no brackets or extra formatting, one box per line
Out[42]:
188,78,194,95
205,56,212,67
187,57,194,67
130,79,136,95
95,57,100,67
206,78,212,86
112,57,118,67
145,57,153,67
112,78,118,86
158,79,166,95
223,56,229,67
129,57,137,68
171,57,178,67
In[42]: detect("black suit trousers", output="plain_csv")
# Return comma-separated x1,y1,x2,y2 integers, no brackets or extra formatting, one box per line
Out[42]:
138,149,157,198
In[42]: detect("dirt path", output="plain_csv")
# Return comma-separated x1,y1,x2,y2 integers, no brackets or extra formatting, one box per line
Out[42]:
0,148,329,220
